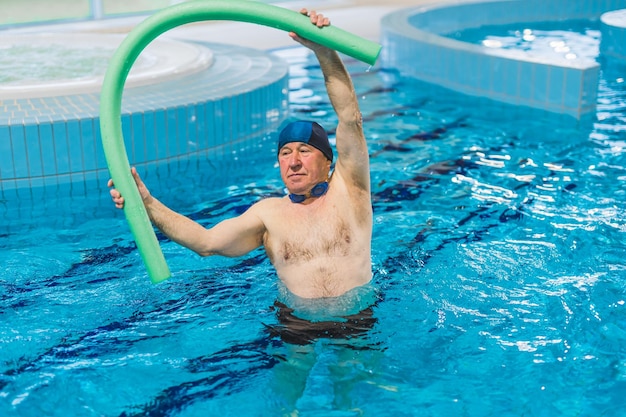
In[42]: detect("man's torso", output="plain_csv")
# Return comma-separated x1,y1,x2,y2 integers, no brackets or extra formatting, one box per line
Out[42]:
259,177,372,298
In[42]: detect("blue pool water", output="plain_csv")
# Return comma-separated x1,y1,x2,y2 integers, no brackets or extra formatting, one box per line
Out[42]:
2,29,626,416
446,19,601,62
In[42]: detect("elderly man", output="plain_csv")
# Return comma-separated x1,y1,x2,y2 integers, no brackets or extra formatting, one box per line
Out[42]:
109,10,372,301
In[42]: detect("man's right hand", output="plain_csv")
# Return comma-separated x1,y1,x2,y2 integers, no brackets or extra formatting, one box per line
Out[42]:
107,167,151,209
289,9,332,52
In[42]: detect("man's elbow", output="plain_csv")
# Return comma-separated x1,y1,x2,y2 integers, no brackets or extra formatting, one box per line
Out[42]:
195,247,244,258
196,249,216,258
193,241,219,257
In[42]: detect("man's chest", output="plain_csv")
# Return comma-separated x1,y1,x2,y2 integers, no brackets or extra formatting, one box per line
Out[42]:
263,209,355,265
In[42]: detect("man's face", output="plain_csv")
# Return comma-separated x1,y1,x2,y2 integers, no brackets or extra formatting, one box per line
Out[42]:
278,142,331,195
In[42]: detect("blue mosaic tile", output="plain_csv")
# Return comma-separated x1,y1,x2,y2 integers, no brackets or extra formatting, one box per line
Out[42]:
144,112,157,163
38,122,57,176
52,120,71,175
24,125,43,177
547,66,566,106
153,109,167,160
66,119,83,174
165,107,178,157
80,118,98,172
129,112,145,164
0,126,15,178
175,106,188,156
9,125,27,178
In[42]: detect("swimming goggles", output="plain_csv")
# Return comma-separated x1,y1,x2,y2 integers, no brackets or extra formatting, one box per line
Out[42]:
289,181,329,203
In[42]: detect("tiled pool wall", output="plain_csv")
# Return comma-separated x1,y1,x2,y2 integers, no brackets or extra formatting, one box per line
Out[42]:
381,0,626,119
601,9,626,61
0,41,289,204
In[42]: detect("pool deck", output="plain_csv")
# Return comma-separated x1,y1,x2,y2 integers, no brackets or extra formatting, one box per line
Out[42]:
4,0,439,50
163,0,432,50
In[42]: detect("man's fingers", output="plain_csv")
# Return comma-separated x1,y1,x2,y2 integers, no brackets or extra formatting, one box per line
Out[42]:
110,186,124,201
299,8,329,26
110,188,123,204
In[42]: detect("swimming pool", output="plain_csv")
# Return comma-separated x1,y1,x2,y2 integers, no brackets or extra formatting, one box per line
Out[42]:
2,23,626,417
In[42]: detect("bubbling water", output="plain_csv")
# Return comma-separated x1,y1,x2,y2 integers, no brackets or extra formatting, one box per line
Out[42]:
0,33,214,99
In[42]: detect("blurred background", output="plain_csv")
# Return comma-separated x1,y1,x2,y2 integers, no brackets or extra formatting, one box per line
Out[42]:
0,0,292,27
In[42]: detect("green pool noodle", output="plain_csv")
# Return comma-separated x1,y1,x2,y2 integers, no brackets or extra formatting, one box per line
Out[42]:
99,0,382,283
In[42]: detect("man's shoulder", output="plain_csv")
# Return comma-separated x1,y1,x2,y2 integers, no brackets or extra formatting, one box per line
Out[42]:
247,195,289,227
250,195,286,211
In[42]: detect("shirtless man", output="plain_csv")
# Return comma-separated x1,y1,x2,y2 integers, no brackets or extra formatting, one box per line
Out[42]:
109,9,372,300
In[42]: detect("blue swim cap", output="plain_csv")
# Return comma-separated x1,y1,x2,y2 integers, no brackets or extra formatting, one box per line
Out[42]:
278,120,333,162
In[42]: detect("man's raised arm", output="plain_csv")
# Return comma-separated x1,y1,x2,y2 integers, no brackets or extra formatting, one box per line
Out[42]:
289,10,370,192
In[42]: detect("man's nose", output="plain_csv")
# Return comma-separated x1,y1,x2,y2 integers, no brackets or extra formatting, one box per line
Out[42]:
288,152,301,167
